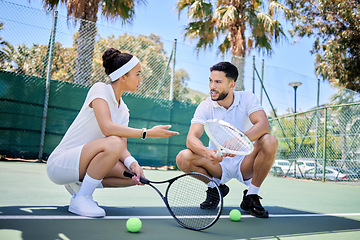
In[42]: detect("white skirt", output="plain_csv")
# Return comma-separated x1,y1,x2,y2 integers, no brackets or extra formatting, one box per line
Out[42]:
46,145,84,185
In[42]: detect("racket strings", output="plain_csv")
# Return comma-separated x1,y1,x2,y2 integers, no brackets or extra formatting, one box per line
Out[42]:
208,122,252,153
166,175,222,230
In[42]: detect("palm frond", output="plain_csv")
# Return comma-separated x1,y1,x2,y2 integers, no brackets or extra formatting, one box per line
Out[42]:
215,5,237,27
187,0,213,21
101,0,146,23
268,0,291,18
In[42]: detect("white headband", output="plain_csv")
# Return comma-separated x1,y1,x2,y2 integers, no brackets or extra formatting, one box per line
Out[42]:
109,56,140,82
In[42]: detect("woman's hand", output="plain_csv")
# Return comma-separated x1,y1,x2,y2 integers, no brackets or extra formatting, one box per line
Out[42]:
147,125,179,138
129,162,145,185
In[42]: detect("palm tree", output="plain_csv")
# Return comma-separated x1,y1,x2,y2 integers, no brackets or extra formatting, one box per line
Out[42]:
0,23,12,65
176,0,289,90
41,0,146,85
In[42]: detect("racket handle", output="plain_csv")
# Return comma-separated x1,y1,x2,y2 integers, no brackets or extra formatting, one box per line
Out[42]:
216,150,222,157
123,170,149,184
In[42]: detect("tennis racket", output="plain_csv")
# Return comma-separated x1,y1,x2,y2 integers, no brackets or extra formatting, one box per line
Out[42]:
123,170,223,231
204,119,254,157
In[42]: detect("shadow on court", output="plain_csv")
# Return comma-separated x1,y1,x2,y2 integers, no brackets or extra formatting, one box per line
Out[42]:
1,205,360,240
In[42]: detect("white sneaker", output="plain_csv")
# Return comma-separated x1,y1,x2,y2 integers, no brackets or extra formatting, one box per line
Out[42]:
68,195,105,218
64,182,81,196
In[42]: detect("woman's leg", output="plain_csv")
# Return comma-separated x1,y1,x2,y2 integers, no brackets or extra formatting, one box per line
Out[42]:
69,136,129,217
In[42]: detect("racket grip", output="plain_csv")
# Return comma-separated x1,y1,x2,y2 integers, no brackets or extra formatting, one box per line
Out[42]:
216,150,222,157
123,170,135,178
123,170,149,184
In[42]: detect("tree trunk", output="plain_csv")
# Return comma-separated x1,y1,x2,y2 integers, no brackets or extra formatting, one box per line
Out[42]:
232,55,245,91
70,0,99,85
229,1,246,91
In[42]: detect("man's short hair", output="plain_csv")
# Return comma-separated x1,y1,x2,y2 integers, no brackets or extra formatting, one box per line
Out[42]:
210,61,238,82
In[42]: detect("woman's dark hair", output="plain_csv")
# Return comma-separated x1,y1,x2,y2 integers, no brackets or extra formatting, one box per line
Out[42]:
210,61,238,82
102,48,133,75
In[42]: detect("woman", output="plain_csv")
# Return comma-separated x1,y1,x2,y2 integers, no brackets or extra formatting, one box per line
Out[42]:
47,48,179,218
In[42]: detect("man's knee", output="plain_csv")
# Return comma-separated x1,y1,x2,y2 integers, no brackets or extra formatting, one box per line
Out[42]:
176,149,191,171
259,134,278,155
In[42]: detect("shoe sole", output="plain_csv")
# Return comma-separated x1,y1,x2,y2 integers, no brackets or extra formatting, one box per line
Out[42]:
240,202,269,218
249,210,269,218
68,206,105,218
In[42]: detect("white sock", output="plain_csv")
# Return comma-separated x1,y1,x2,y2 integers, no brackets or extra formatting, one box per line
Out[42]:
76,173,102,197
213,177,221,185
207,177,221,188
207,181,216,188
247,183,260,196
244,178,252,187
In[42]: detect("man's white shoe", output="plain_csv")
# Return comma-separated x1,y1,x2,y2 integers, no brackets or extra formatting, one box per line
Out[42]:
68,195,105,218
64,182,81,196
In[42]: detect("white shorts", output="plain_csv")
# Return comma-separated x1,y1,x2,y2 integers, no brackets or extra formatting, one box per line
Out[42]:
219,155,246,184
46,145,84,185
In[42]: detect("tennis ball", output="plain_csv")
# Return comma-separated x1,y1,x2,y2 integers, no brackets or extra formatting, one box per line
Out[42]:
126,217,142,233
229,209,241,221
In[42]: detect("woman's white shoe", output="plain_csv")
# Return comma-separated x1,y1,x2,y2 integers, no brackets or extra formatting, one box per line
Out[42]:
68,195,105,218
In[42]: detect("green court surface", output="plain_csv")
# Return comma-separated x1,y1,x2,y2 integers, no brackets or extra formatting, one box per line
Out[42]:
0,160,360,240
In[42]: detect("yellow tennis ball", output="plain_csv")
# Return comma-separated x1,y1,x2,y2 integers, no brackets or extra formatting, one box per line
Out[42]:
229,209,241,221
126,217,142,233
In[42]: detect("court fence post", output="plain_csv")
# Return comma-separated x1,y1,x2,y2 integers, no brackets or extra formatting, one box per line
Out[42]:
322,107,328,182
38,10,58,163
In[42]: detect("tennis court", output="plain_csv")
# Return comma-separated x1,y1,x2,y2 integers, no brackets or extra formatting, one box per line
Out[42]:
1,160,359,240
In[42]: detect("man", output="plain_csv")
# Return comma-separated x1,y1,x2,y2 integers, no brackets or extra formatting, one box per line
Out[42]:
176,61,278,218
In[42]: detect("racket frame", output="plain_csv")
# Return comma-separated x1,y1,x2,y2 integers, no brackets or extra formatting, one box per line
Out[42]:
123,170,223,231
204,119,254,156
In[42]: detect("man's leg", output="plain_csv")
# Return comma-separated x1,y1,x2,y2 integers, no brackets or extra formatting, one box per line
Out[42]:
240,134,278,218
176,149,222,177
176,149,229,209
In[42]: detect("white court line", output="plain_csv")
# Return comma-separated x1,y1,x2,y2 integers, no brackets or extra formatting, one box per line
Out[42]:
1,213,360,220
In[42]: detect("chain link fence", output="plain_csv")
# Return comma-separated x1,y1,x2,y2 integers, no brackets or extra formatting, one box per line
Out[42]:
270,100,360,182
0,0,205,167
0,0,191,102
1,1,360,182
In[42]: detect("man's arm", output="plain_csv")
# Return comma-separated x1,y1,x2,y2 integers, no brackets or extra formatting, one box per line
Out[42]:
245,110,271,141
186,123,222,163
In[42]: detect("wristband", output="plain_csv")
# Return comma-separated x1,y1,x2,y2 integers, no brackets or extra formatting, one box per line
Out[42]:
124,156,138,169
141,128,147,140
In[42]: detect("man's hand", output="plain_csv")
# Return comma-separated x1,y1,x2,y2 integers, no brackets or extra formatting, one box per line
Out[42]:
208,149,224,164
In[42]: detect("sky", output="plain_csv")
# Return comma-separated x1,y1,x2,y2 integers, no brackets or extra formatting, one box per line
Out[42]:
1,0,344,114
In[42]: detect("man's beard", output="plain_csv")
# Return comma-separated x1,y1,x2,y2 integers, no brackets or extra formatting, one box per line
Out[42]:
211,90,229,101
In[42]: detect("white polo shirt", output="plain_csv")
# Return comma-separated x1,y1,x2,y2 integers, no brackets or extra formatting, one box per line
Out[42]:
191,91,263,149
51,82,129,153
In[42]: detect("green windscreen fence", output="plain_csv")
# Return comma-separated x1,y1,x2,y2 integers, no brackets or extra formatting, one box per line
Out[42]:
0,70,208,167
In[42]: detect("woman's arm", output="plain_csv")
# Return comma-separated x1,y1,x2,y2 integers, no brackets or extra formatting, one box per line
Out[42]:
92,98,179,138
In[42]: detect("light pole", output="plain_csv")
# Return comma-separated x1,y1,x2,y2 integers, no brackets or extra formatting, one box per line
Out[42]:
289,82,302,177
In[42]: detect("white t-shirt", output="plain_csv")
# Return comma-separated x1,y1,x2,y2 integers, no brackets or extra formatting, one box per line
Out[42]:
49,82,129,157
191,91,263,149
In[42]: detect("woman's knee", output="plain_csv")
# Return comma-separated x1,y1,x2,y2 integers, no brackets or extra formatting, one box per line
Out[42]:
103,136,126,156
